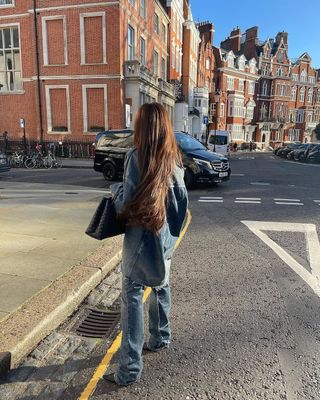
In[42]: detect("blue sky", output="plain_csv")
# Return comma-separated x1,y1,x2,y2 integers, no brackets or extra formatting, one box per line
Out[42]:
190,0,320,68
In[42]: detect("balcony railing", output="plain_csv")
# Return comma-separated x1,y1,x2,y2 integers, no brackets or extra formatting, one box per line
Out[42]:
194,87,209,98
124,60,158,87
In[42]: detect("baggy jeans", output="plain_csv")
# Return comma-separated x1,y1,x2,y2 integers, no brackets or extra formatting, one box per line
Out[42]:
115,275,171,386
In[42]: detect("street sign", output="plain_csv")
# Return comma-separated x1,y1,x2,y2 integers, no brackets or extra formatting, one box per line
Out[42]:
19,118,25,128
203,116,209,125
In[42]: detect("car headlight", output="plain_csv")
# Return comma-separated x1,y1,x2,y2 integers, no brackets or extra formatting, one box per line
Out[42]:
192,158,212,169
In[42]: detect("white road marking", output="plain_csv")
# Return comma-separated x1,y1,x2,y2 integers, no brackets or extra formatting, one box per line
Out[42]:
288,185,296,187
314,200,320,203
235,201,261,204
236,197,261,201
274,198,300,202
200,197,223,199
275,202,304,206
232,174,245,176
250,182,270,186
198,199,223,203
242,221,320,297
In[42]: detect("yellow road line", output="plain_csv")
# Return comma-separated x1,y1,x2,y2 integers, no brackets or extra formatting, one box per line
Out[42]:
79,209,191,400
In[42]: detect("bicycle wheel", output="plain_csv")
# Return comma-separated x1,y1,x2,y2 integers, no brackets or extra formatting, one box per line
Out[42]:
25,158,35,168
55,158,62,168
44,158,53,169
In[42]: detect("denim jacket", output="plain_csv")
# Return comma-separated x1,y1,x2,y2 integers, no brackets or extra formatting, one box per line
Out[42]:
111,148,188,287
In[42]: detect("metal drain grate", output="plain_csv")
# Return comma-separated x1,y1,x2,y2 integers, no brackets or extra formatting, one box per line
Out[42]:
75,309,120,338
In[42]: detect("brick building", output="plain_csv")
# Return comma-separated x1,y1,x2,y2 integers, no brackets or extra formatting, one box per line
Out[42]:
244,27,320,148
211,27,258,145
0,0,175,143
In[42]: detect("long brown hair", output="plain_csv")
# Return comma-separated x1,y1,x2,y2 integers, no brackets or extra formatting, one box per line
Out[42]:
123,103,181,233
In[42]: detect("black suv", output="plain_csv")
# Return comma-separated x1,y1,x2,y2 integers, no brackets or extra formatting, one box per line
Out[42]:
94,130,231,189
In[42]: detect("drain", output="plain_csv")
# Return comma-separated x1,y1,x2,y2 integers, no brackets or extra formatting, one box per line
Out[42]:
75,309,120,338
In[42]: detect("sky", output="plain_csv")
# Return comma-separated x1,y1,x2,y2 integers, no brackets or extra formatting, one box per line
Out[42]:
190,0,320,68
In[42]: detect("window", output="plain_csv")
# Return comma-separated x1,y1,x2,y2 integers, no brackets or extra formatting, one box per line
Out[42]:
45,85,71,133
238,79,244,92
227,54,234,68
292,74,298,81
42,16,68,66
308,88,313,103
0,26,22,92
308,76,315,84
153,50,159,76
248,81,255,95
154,13,159,35
229,98,244,117
162,23,166,43
261,81,267,96
238,58,245,70
227,76,234,90
140,0,146,18
206,58,210,70
220,103,225,117
278,50,284,63
289,110,295,123
129,0,135,5
277,67,283,77
139,37,146,65
262,65,268,76
296,109,304,123
291,86,297,101
306,112,313,123
80,13,106,64
128,25,135,60
0,0,14,6
300,70,307,83
228,100,233,116
249,60,256,73
229,124,245,140
82,84,108,133
299,87,305,103
161,57,166,81
246,106,254,119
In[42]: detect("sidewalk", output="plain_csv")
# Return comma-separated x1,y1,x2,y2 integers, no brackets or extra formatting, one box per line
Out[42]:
0,182,122,374
61,158,94,169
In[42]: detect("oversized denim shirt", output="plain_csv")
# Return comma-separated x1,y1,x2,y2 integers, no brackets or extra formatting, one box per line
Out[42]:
111,148,188,287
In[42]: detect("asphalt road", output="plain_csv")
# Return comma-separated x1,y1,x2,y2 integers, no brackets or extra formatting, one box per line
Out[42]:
1,153,320,400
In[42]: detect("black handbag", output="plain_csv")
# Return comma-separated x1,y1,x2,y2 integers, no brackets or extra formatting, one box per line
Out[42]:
85,196,125,240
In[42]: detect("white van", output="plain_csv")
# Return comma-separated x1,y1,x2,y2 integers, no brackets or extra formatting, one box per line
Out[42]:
207,130,230,156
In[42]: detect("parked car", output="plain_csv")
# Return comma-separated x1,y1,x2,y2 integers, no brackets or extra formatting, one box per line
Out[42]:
94,130,231,189
306,146,320,164
277,143,303,158
0,152,10,173
289,143,319,162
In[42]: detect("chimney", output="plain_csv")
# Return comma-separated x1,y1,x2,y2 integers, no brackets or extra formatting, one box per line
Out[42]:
197,21,215,45
275,31,288,50
243,26,259,60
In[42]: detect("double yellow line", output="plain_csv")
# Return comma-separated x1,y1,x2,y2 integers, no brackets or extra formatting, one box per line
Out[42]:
79,210,192,399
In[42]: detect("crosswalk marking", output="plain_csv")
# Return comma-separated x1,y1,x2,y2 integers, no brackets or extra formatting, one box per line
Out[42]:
199,197,223,199
275,202,304,206
198,199,223,203
314,200,320,203
274,198,300,202
235,200,261,204
197,196,318,206
236,197,261,201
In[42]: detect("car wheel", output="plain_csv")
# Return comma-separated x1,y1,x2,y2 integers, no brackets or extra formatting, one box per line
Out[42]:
287,153,292,160
299,154,306,162
103,162,117,181
184,168,194,190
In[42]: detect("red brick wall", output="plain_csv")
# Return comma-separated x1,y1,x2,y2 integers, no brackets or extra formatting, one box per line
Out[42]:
46,19,65,65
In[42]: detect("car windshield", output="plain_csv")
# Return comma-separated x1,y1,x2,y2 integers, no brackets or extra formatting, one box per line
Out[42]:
209,135,228,145
97,133,134,148
175,133,206,151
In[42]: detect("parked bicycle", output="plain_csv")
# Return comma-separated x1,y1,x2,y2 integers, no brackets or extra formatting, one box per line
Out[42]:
9,151,28,168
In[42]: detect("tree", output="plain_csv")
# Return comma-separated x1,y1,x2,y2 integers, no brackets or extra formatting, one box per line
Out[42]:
315,123,320,141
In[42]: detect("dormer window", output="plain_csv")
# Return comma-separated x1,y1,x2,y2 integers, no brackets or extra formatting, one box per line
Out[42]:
227,54,234,68
277,67,283,77
249,59,256,73
279,50,284,63
238,56,245,71
300,70,307,83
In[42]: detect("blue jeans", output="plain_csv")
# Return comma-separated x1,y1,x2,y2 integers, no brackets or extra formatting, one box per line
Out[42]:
115,275,171,385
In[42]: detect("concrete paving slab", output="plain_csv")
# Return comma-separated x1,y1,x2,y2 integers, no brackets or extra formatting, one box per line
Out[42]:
0,274,50,313
0,252,79,281
0,233,50,254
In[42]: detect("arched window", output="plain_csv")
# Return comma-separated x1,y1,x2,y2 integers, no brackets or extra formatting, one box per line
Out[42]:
227,53,234,68
307,88,313,103
300,70,307,83
261,81,268,96
300,87,305,102
277,67,283,77
291,86,297,101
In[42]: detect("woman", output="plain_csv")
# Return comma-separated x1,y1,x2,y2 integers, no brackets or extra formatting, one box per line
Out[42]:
103,103,188,386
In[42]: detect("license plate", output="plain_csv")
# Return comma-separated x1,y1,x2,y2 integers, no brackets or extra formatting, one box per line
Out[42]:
219,172,228,177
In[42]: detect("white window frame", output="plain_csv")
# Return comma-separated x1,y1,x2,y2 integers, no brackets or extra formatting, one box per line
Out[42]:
127,24,135,61
300,87,305,103
0,23,23,93
42,15,68,66
153,49,159,76
139,0,146,18
154,13,159,35
227,76,234,91
220,103,225,117
291,86,297,101
45,85,71,134
82,84,108,134
238,79,244,92
161,57,166,81
248,81,255,95
307,88,313,103
0,0,14,8
80,12,106,65
140,36,146,66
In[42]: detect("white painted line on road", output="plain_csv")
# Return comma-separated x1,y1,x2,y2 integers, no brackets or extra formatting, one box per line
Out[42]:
242,221,320,297
314,200,320,203
235,201,261,204
275,202,304,206
274,198,300,202
232,174,245,176
198,199,224,203
236,197,261,201
200,197,223,199
288,185,296,187
250,182,270,186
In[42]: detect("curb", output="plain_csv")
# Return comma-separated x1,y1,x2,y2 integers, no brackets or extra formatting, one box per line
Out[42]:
62,165,93,169
0,238,122,378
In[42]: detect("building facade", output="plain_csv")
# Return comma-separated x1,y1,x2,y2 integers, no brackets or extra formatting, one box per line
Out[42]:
211,27,258,145
0,0,174,142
